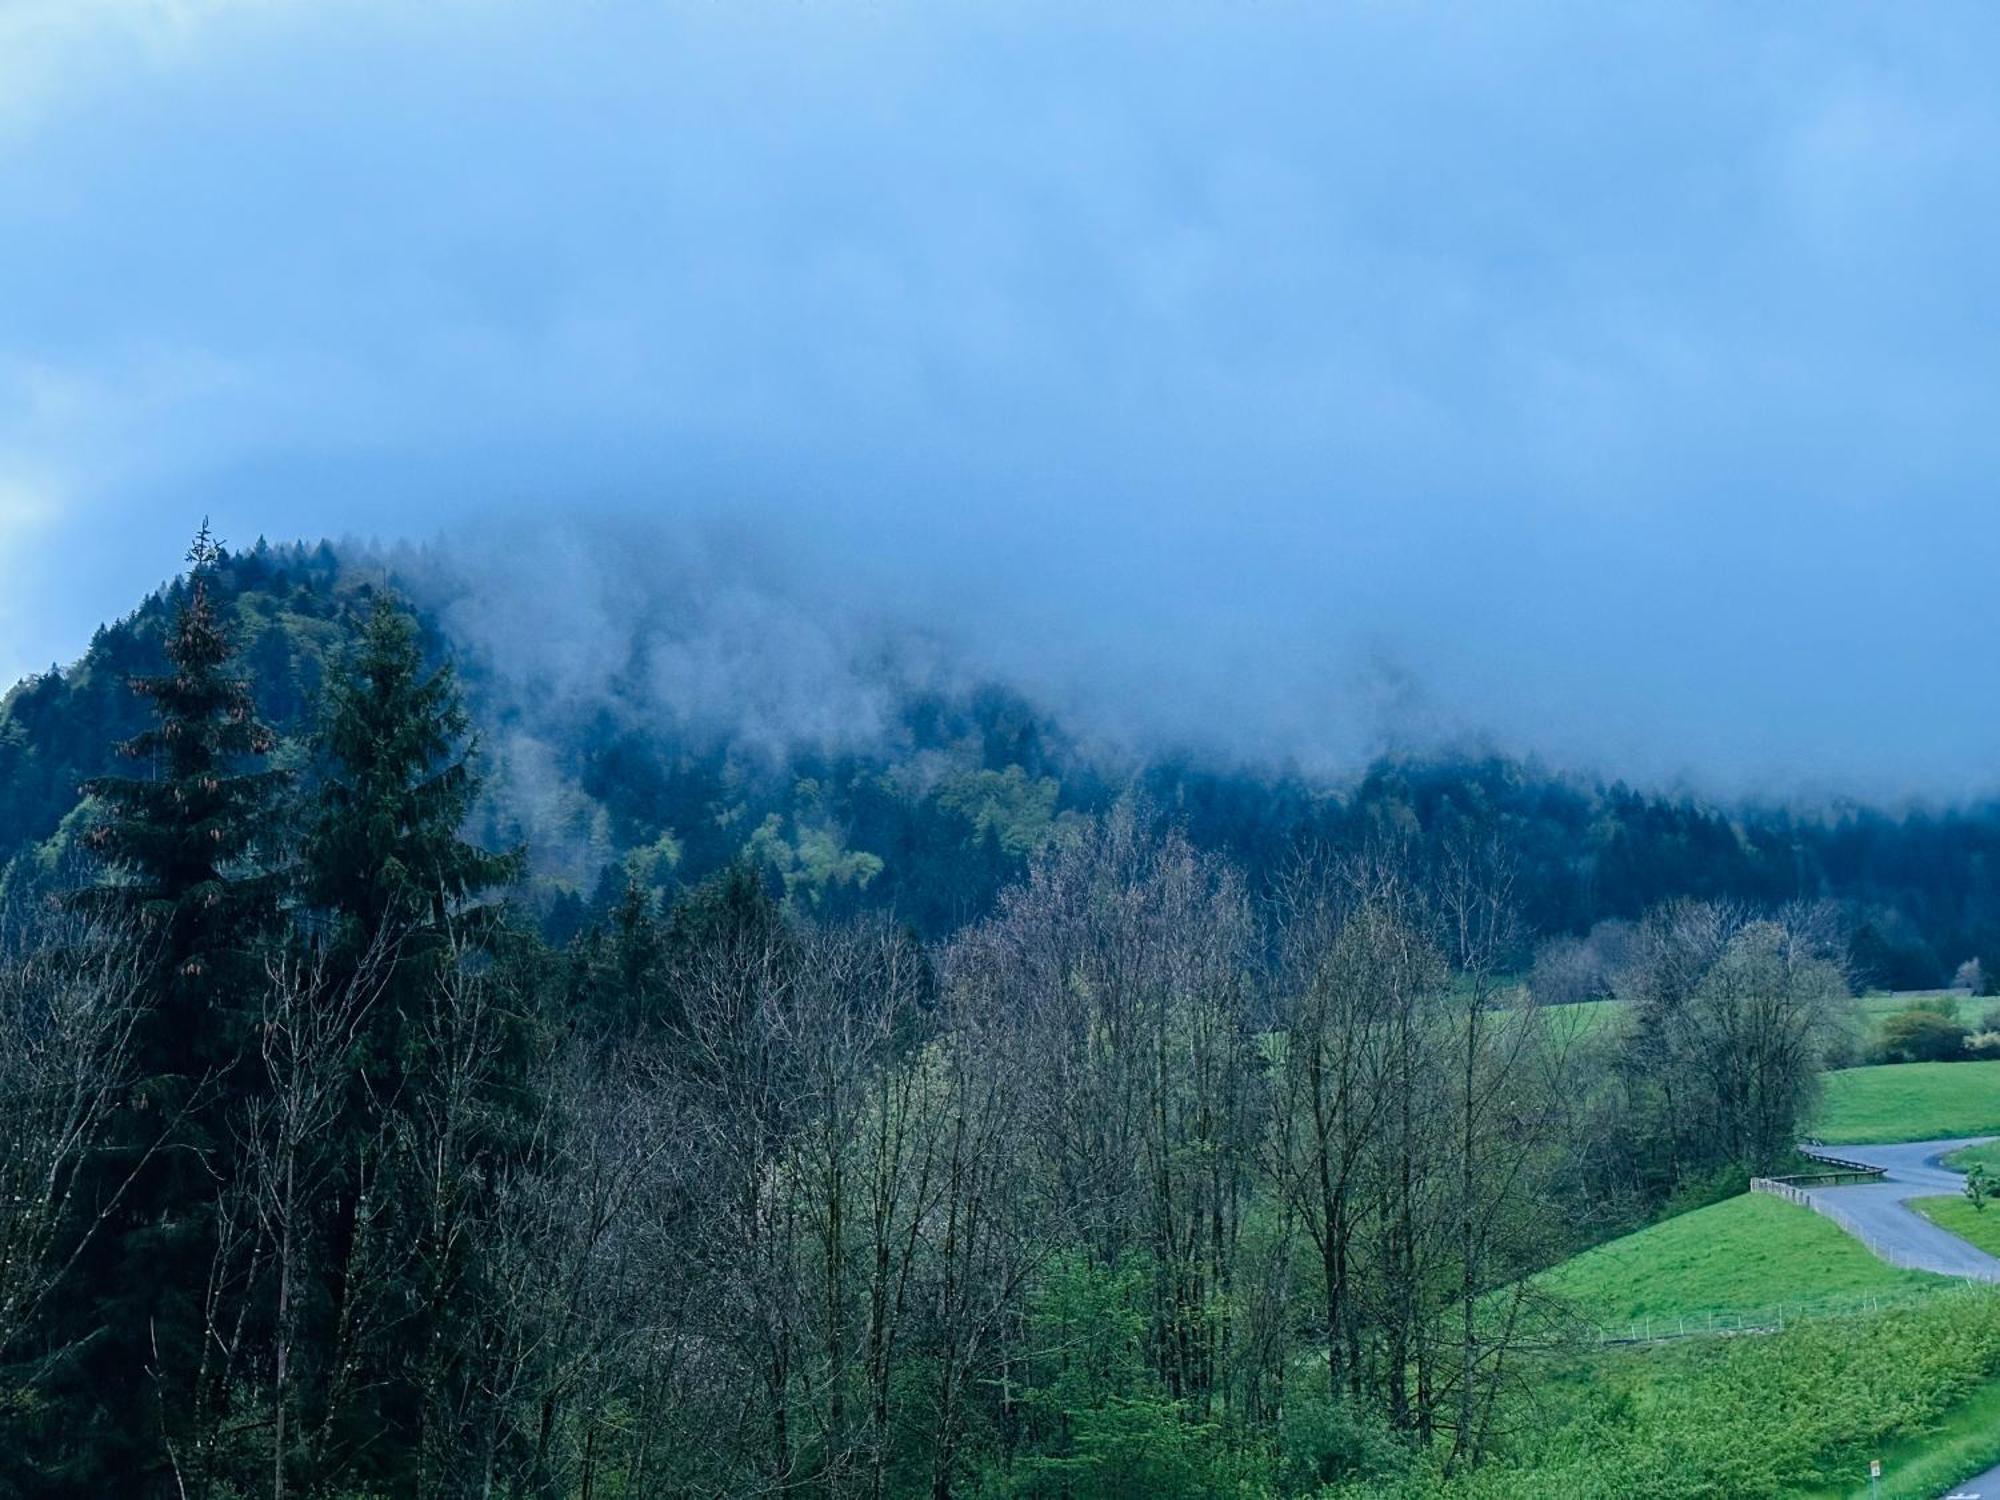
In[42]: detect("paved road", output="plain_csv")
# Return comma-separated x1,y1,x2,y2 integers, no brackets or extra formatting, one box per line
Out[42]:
1797,1138,2000,1280
1942,1456,2000,1498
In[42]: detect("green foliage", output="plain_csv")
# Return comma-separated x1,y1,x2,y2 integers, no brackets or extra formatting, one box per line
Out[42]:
1275,1375,1413,1493
305,592,521,932
1797,1367,2000,1498
745,803,885,907
36,526,291,1494
620,828,683,903
10,541,2000,964
1814,1061,2000,1143
986,1253,1270,1499
938,765,1066,856
1946,1139,2000,1175
1873,1006,1972,1064
1,538,348,888
23,538,2000,1497
1335,1289,2000,1500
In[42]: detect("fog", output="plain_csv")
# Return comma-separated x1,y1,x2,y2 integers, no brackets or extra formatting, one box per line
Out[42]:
5,1,2000,798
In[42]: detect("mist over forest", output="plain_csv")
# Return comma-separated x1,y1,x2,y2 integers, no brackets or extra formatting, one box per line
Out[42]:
12,3,2000,1496
7,529,1997,994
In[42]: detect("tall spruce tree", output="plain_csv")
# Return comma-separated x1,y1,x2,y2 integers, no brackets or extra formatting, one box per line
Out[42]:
296,592,519,1490
46,523,288,1497
305,593,516,947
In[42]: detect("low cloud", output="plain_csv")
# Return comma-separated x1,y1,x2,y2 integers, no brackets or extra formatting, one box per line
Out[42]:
5,3,2000,798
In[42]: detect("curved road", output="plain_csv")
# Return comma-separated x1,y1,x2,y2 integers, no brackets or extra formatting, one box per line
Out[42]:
1798,1137,2000,1281
1943,1460,2000,1499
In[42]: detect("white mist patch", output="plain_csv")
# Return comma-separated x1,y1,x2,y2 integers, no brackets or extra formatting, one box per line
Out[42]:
383,516,961,767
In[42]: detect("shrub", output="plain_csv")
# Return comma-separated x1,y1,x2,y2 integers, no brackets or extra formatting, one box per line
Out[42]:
1876,1008,1972,1064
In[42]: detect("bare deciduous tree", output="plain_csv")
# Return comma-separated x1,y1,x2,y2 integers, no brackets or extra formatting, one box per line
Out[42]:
0,909,154,1366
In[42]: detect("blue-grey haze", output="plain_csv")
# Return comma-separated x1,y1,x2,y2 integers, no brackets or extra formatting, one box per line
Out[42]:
2,1,1998,797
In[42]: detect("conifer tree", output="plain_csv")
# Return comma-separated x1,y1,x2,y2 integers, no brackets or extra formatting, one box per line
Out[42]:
296,592,520,1489
304,592,516,946
51,522,287,1497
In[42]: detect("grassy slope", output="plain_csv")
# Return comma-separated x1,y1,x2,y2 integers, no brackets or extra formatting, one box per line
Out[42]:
1536,1192,1941,1328
1911,1195,2000,1257
1945,1139,2000,1174
1813,1060,2000,1144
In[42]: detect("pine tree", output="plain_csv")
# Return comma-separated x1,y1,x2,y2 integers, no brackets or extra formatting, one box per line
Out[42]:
81,523,288,1060
45,522,288,1497
304,592,516,944
296,592,520,1490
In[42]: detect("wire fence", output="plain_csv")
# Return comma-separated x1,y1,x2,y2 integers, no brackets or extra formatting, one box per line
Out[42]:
1590,1286,1945,1347
1749,1176,2000,1282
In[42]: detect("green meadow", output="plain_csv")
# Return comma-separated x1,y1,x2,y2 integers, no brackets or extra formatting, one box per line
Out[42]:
1813,1060,2000,1144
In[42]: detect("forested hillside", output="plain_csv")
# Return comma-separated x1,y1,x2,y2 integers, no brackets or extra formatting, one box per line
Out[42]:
4,539,1998,987
0,530,1982,1497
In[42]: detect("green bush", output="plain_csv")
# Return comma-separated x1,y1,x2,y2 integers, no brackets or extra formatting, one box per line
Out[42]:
982,1253,1272,1499
1277,1372,1413,1492
1875,1008,1972,1064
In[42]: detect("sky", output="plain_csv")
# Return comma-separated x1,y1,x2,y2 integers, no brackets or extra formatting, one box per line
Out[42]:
4,0,2000,797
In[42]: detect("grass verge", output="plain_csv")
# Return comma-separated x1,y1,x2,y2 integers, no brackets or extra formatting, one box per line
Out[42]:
1910,1194,2000,1258
1338,1287,2000,1499
1945,1139,2000,1175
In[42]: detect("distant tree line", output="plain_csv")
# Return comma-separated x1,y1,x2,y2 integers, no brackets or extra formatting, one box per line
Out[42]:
0,531,1859,1496
7,543,2000,991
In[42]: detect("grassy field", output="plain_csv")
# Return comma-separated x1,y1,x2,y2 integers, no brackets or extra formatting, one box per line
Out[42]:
1911,1194,2000,1257
1541,990,1977,1053
1945,1138,2000,1174
1540,997,1625,1037
1812,1060,2000,1143
1535,1192,1941,1329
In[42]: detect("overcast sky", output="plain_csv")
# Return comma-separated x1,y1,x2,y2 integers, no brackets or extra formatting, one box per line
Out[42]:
4,1,1999,796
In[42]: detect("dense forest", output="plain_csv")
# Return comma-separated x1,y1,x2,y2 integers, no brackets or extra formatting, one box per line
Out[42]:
0,533,1960,1495
5,540,1998,989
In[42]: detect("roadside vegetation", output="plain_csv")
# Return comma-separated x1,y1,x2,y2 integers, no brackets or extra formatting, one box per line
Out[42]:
1911,1195,2000,1258
1331,1289,2000,1500
1800,1371,2000,1500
